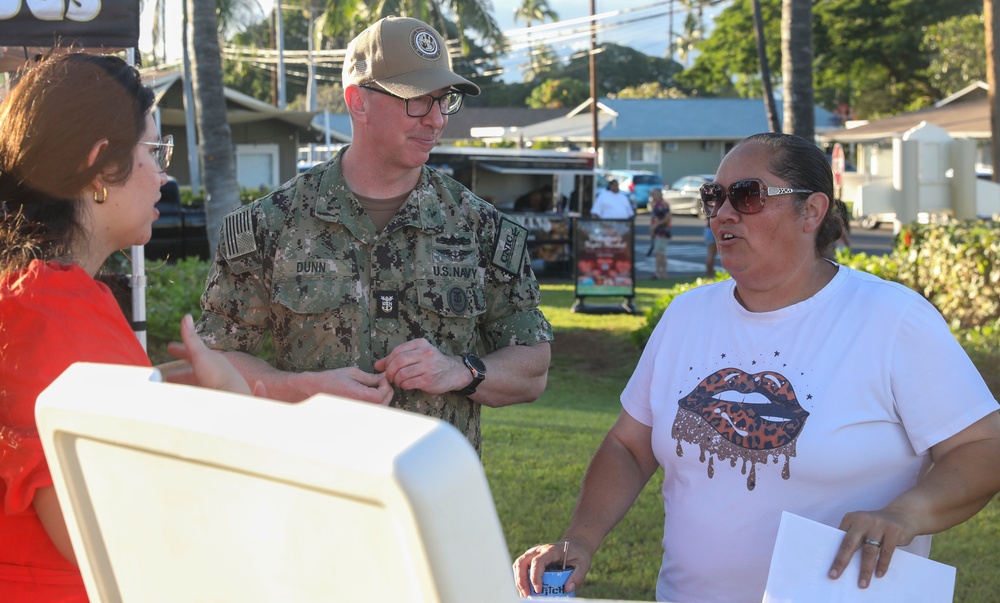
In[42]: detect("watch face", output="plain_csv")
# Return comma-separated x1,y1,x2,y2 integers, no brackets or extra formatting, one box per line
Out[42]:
465,354,486,377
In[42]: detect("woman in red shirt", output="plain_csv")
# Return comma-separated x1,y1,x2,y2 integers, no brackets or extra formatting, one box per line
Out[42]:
0,52,248,602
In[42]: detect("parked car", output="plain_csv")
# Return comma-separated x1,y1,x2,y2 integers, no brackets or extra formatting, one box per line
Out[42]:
146,178,210,261
596,169,664,209
663,174,714,215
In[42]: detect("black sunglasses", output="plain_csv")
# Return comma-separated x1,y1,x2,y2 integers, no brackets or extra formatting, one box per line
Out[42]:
359,85,464,117
699,178,813,218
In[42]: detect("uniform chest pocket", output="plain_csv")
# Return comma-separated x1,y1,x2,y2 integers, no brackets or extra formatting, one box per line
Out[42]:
416,278,487,319
273,275,361,314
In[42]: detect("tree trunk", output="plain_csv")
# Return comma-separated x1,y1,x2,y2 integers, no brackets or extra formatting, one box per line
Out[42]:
752,0,780,132
782,0,815,140
186,0,242,256
987,0,1000,181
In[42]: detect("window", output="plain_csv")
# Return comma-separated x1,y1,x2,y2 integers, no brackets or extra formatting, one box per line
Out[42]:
236,144,280,190
629,142,659,164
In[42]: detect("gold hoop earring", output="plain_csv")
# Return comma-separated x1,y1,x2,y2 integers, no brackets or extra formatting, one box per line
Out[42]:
94,186,107,204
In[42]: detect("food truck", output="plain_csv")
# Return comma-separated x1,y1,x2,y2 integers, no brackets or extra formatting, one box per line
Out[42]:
427,146,596,275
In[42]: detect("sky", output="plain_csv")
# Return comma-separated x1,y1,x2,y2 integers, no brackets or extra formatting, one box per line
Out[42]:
139,0,709,82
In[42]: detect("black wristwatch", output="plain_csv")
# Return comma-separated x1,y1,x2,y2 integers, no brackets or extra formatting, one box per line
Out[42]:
455,353,486,396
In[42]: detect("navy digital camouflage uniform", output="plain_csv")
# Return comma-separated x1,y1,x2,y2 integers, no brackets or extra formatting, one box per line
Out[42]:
196,148,553,453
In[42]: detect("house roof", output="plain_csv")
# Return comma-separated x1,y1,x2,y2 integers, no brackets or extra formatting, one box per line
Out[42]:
310,112,353,143
309,107,581,144
307,98,843,145
513,97,840,142
820,81,991,143
142,66,320,132
440,107,567,142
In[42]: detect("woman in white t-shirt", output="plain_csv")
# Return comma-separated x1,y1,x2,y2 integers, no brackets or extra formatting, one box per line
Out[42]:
513,132,1000,603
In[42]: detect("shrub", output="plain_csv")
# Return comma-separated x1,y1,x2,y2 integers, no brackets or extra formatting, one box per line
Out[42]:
631,273,730,348
893,221,1000,330
145,257,212,341
178,185,273,207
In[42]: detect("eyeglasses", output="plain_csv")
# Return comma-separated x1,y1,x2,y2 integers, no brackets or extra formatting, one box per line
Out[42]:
699,178,813,218
359,85,465,117
140,134,174,172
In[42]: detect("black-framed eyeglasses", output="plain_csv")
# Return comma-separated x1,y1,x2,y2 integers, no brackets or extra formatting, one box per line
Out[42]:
359,85,465,117
140,134,174,172
699,178,812,218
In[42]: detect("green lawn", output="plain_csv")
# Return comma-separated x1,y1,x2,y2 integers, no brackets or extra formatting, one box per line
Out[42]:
481,279,1000,602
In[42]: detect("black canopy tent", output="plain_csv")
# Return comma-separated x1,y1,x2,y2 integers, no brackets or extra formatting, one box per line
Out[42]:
0,0,149,348
0,0,138,45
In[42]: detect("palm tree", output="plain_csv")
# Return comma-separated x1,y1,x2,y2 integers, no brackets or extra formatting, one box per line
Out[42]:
752,0,780,132
146,0,262,65
315,0,503,53
186,0,243,255
781,0,814,140
675,12,702,68
216,0,265,38
513,0,559,81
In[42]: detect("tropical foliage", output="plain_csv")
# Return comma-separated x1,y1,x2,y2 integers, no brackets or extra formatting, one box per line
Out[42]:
513,0,559,81
684,0,983,118
525,78,589,108
204,0,989,121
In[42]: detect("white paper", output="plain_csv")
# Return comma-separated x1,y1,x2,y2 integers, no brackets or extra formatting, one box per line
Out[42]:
763,511,955,603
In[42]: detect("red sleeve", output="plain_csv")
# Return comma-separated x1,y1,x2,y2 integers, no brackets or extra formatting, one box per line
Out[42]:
0,262,150,515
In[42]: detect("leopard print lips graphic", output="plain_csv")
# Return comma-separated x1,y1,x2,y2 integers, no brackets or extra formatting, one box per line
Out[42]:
672,367,809,491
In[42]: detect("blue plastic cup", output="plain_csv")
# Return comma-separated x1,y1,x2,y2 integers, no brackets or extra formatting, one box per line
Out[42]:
529,564,575,598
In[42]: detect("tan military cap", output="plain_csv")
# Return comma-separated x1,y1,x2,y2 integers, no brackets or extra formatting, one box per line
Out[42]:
342,16,481,98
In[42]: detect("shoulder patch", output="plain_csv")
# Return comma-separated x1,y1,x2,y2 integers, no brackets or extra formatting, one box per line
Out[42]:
491,216,528,275
221,205,258,261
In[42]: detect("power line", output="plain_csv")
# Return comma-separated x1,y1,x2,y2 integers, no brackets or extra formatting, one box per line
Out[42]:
221,1,710,85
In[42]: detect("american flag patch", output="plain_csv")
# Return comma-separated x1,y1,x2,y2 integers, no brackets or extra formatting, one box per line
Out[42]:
222,206,257,260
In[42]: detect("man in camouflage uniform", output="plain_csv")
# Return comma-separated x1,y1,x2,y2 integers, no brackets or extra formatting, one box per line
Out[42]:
196,16,553,453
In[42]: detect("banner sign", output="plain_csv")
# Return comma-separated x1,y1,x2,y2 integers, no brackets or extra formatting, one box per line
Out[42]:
574,219,635,297
0,0,140,48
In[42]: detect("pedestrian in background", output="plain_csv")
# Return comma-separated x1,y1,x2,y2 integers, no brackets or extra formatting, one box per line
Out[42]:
591,179,635,219
196,17,553,454
648,188,671,279
704,217,717,277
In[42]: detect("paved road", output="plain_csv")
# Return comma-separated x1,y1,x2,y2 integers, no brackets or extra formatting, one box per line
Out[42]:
632,212,896,278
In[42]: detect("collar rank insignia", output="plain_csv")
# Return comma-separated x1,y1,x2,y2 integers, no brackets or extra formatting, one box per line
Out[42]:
376,290,399,319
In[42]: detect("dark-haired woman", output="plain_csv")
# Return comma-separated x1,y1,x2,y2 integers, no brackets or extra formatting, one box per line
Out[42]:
514,132,1000,603
0,52,247,601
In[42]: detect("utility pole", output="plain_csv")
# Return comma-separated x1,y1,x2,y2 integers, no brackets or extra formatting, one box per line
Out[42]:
307,6,317,112
752,0,780,132
589,0,599,160
275,1,286,109
181,1,201,195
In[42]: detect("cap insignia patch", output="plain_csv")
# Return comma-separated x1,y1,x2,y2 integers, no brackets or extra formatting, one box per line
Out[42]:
411,28,441,60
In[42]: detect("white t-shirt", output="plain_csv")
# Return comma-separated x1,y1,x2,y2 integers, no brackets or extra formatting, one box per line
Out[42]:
592,189,635,219
621,265,998,603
